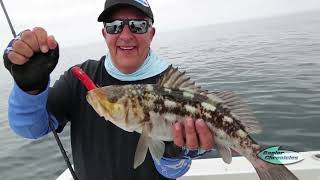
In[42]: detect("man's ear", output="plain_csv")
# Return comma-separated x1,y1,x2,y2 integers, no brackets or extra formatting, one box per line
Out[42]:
102,28,107,39
149,27,156,40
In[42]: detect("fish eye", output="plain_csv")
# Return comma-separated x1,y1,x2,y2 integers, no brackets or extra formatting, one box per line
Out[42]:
107,94,119,103
106,86,125,103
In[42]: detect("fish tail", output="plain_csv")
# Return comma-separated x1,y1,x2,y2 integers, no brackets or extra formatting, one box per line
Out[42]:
254,161,299,180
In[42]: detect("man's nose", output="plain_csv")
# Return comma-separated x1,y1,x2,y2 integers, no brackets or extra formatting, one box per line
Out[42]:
119,25,134,39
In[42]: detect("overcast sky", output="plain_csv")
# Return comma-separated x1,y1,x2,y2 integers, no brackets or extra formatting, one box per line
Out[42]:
1,0,320,50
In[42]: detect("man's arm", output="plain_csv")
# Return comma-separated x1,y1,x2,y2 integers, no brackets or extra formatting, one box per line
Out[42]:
8,82,58,139
3,28,60,139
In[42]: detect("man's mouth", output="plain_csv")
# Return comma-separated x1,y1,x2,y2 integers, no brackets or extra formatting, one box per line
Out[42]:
118,46,135,50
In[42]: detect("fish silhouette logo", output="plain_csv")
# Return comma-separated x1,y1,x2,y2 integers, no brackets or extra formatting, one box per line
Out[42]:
134,0,150,7
257,146,304,165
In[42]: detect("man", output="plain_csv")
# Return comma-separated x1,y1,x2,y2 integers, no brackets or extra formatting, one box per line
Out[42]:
3,0,214,179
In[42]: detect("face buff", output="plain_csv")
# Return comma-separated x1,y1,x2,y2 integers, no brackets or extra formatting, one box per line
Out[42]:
104,49,170,81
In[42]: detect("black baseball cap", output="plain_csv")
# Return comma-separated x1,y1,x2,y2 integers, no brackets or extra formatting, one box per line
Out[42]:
97,0,154,23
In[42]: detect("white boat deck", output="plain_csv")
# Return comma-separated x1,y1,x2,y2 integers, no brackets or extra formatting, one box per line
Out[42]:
57,151,320,180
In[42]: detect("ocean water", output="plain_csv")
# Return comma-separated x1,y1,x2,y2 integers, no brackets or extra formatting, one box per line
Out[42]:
0,11,320,179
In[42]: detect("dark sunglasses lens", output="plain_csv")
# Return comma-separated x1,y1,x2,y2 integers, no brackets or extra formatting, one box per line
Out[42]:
105,19,149,34
128,20,148,34
105,20,124,34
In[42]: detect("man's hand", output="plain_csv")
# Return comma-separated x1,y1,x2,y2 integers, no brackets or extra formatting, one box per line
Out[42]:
173,117,214,151
7,27,57,64
3,27,59,92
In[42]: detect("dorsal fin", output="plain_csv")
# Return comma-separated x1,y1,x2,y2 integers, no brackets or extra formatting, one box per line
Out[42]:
159,66,261,134
210,91,262,134
158,65,202,93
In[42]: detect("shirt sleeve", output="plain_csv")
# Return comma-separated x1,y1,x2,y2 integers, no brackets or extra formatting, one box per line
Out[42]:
153,157,191,179
8,82,59,139
153,146,211,178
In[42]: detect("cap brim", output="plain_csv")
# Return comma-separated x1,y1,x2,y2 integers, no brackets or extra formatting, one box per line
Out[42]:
97,2,153,22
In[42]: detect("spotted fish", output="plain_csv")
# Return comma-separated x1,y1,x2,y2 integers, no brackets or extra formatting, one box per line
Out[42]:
86,66,298,180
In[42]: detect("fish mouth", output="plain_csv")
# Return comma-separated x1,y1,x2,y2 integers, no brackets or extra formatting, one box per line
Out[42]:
87,89,113,118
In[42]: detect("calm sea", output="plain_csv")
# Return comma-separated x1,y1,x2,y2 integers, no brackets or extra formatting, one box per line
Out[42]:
1,11,319,180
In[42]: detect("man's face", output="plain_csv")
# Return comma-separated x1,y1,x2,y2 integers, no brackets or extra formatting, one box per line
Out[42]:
102,6,155,74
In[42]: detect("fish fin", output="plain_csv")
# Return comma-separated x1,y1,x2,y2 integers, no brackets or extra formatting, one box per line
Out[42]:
158,65,202,93
211,91,262,134
134,123,151,169
148,138,165,164
148,111,173,141
205,92,224,104
217,143,232,164
254,164,299,180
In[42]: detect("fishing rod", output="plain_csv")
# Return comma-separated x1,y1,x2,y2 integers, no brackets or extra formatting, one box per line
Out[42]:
0,0,78,179
0,0,16,37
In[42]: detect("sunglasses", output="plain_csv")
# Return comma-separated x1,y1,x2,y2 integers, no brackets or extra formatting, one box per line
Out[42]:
104,19,152,34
